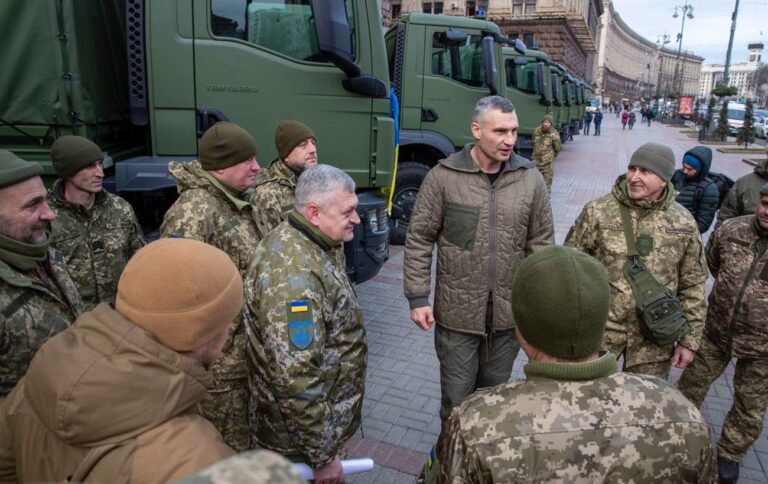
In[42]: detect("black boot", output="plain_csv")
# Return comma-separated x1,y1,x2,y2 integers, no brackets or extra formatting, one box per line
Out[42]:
717,457,739,484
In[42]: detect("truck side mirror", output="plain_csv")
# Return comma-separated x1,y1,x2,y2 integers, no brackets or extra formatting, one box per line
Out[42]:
440,28,468,45
537,63,551,106
311,0,361,78
482,36,499,95
513,38,526,55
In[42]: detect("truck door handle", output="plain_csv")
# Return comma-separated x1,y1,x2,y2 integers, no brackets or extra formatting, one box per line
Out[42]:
421,108,439,122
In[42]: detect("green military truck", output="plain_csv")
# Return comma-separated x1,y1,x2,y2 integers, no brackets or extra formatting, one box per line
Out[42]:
384,13,526,243
0,0,395,284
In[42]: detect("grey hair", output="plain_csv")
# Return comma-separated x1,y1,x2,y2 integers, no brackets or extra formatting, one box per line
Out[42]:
295,164,356,212
472,95,516,123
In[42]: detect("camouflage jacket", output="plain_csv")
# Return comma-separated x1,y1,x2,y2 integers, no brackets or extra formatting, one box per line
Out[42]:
176,450,306,484
0,249,82,397
250,158,297,235
565,176,707,365
437,353,715,483
717,159,768,223
161,160,262,380
531,125,561,164
245,210,367,467
704,215,768,357
49,180,144,310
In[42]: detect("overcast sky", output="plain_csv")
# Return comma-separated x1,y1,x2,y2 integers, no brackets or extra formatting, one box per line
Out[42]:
612,0,767,65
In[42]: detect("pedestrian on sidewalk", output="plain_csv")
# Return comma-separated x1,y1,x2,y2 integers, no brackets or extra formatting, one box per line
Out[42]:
436,246,715,483
671,146,720,233
677,185,768,484
593,108,603,136
647,108,654,126
404,95,554,428
582,110,593,135
532,114,562,192
621,110,629,129
565,142,707,380
628,111,636,130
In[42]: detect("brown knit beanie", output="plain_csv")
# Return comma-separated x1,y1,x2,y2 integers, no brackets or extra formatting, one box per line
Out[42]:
542,114,554,123
0,150,42,188
50,136,103,179
275,120,316,160
512,246,609,359
628,142,675,182
115,238,243,352
199,122,257,170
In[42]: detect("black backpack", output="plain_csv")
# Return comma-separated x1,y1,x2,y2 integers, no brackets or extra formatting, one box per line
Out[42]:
672,170,734,209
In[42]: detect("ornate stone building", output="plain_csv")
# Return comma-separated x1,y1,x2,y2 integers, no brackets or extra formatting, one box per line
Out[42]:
594,1,702,104
698,43,764,100
389,0,603,84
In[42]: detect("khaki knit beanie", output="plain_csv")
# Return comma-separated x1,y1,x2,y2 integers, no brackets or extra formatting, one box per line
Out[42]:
0,150,42,188
512,246,610,359
51,136,103,179
115,238,243,352
628,142,675,182
275,120,316,160
542,114,554,123
199,122,257,170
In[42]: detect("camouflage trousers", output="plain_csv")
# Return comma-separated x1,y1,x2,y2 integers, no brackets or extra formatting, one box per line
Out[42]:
678,335,768,462
534,159,553,192
199,377,251,452
434,299,520,424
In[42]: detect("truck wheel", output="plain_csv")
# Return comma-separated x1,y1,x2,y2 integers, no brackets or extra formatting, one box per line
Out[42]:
390,162,431,245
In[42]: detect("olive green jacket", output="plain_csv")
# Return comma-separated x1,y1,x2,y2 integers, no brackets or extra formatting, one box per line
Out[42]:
717,158,768,223
403,144,554,334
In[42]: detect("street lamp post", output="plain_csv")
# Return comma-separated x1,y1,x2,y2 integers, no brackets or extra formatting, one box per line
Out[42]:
672,1,694,118
656,34,670,99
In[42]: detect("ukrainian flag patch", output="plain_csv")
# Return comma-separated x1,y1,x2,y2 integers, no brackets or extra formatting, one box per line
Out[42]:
287,300,314,351
290,300,309,313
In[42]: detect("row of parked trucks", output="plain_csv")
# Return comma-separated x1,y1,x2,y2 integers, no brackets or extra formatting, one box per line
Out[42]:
0,0,593,283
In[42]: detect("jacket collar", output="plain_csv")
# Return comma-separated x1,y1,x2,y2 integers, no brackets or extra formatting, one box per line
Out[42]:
49,178,107,214
612,175,675,211
286,210,340,252
523,352,617,381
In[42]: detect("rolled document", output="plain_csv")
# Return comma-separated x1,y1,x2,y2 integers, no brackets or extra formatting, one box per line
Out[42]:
292,458,375,480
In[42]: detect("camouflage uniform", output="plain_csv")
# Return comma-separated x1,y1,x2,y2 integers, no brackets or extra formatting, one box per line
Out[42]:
678,215,768,462
160,160,261,452
175,450,306,484
565,176,707,378
437,352,715,483
48,180,144,310
245,210,367,467
531,124,561,191
0,248,83,397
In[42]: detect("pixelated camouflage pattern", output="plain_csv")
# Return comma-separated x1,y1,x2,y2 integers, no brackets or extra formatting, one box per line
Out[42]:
531,124,561,191
678,335,768,462
564,176,707,369
717,159,768,223
250,158,297,235
438,354,715,483
160,160,262,452
700,215,768,357
245,213,366,467
0,248,82,397
49,180,144,310
175,450,306,484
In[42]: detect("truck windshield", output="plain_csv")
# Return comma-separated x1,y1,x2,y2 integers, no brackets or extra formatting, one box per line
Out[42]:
431,33,486,88
727,109,745,121
505,59,538,94
210,0,355,62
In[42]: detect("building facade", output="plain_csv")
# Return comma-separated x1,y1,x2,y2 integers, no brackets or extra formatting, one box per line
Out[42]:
698,43,764,100
390,0,603,85
595,1,702,105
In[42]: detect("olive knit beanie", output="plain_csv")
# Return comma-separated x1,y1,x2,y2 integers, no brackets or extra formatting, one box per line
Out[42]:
275,120,316,160
0,150,42,188
542,114,554,123
628,142,675,182
115,238,243,352
199,122,257,170
50,136,103,179
512,246,609,359
761,182,768,196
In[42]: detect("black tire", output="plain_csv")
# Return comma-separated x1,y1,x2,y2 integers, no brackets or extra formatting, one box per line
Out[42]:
390,161,432,245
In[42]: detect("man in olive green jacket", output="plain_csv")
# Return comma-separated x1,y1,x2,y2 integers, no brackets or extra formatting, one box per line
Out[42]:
404,96,554,423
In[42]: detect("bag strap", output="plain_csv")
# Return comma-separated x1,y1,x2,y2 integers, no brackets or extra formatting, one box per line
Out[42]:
67,443,119,482
618,204,639,257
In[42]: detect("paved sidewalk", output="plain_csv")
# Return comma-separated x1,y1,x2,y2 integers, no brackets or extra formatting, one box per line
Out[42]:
348,118,767,483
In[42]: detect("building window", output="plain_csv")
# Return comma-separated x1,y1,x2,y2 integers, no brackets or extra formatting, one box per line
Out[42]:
513,0,535,14
466,0,475,16
392,3,401,18
750,54,756,62
523,32,535,47
434,2,443,14
423,2,432,13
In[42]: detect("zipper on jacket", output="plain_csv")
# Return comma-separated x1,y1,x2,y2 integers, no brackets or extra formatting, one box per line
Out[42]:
727,238,768,351
488,174,497,332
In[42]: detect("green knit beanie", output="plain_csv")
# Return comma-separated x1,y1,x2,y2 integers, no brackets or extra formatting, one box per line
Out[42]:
0,150,43,188
51,136,103,179
542,114,554,123
275,120,316,160
628,142,675,182
199,122,257,170
761,182,768,196
513,246,609,359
